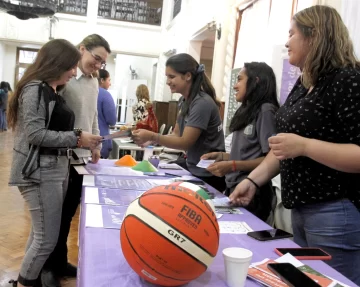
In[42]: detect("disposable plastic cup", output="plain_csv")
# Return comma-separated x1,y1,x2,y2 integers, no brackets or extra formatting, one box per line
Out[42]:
223,247,253,287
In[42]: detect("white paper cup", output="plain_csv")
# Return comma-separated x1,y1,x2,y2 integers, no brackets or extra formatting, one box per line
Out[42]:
223,247,253,287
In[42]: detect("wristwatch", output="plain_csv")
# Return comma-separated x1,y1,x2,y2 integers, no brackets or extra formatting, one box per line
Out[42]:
74,128,82,137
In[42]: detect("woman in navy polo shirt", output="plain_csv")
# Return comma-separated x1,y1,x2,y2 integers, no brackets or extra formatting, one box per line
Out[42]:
202,62,279,221
132,53,226,191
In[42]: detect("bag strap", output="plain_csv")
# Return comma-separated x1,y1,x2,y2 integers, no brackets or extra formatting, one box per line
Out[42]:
37,82,50,126
22,82,54,179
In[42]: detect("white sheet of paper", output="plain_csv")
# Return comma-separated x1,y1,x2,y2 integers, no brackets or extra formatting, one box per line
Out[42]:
83,175,95,186
84,187,100,204
120,137,133,143
85,204,103,228
196,159,215,168
210,197,231,207
158,163,183,170
219,221,253,234
73,165,89,174
146,179,174,186
215,207,243,214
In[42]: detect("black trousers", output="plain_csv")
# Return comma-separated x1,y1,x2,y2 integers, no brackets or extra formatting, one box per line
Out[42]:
43,165,83,273
199,175,227,193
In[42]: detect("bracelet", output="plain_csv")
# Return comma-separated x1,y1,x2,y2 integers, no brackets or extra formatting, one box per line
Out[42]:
232,160,236,172
152,132,160,144
246,177,260,190
73,128,83,148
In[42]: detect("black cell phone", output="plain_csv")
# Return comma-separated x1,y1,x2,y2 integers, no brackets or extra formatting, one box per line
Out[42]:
275,248,332,260
164,172,181,177
184,179,205,185
174,178,205,185
247,229,293,241
267,263,321,287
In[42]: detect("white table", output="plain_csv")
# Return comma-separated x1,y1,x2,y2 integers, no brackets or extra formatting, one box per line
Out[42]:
110,139,183,159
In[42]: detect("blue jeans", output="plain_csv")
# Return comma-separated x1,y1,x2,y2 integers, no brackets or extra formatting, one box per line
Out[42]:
18,155,69,286
0,109,5,130
292,199,360,285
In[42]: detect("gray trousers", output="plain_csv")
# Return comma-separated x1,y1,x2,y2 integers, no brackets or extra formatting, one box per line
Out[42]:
18,155,69,286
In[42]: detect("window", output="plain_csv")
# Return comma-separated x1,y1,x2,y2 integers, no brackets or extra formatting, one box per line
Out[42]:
15,48,38,85
57,0,88,16
172,0,181,19
98,0,163,26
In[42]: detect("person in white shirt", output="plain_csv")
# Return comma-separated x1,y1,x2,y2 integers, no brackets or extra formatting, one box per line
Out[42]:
42,34,111,287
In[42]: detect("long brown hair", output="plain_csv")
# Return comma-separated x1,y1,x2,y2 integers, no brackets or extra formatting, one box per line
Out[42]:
293,5,359,88
8,39,81,130
166,53,220,116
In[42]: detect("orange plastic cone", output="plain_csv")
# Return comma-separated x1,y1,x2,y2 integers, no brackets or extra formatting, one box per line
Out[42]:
115,155,137,167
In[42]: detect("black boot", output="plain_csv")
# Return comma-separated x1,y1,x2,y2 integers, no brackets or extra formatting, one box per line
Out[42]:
34,276,43,287
59,263,77,278
8,275,42,287
41,269,61,287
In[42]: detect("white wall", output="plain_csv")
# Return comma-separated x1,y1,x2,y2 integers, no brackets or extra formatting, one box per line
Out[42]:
187,0,218,34
0,0,163,56
2,44,16,89
114,54,157,100
0,42,5,82
154,0,233,101
341,0,360,58
105,54,116,86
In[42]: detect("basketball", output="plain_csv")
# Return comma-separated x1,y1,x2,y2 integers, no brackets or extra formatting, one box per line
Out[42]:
120,184,220,286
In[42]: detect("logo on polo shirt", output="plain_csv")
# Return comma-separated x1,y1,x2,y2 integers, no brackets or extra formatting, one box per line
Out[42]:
244,124,253,135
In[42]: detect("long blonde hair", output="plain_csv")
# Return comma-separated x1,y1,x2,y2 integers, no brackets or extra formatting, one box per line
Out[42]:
293,5,359,88
136,84,150,102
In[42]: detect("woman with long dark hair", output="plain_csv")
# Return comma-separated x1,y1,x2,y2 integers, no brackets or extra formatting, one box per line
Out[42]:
132,53,226,191
8,39,101,287
202,62,279,221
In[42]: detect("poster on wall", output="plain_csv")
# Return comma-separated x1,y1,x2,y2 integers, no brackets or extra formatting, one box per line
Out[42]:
224,68,241,136
280,59,302,105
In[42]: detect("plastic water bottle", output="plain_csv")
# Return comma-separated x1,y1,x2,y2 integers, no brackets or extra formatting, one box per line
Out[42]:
143,145,154,161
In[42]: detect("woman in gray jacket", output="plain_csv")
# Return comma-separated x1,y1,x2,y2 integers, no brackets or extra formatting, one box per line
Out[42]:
7,39,101,287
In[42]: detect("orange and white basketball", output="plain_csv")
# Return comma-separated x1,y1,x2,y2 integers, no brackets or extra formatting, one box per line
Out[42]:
120,184,220,286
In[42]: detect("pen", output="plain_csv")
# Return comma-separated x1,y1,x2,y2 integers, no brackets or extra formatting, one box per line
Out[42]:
164,172,181,177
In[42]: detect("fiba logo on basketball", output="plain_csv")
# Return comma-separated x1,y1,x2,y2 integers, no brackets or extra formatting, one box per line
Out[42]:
120,184,220,286
177,204,202,230
180,205,202,224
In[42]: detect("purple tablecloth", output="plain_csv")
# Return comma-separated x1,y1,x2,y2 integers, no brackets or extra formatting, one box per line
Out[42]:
82,159,191,177
77,161,356,287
